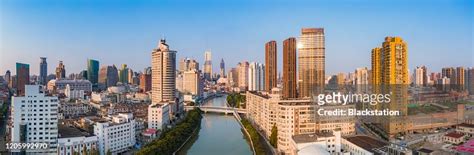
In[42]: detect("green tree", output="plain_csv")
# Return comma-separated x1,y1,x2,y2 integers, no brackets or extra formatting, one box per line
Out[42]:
106,149,112,155
270,124,278,148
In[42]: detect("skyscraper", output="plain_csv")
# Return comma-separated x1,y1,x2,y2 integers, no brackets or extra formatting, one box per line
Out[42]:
456,67,465,90
265,40,277,92
220,58,226,78
16,62,30,95
204,50,212,81
87,59,99,86
55,61,66,79
371,47,381,85
119,64,129,84
39,57,47,85
372,36,409,137
5,70,11,86
248,62,265,91
467,68,474,95
298,28,325,98
152,39,177,103
237,61,250,90
140,67,152,92
283,37,297,98
99,65,119,88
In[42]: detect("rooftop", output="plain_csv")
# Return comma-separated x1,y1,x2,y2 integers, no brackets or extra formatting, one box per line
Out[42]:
58,124,92,138
417,148,434,153
458,123,474,128
292,132,334,143
445,132,464,138
344,136,388,154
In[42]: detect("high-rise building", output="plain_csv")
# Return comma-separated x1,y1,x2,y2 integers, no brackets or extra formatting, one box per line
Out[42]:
183,69,202,96
16,62,30,95
283,37,297,98
456,67,465,90
127,68,133,84
298,28,325,98
467,68,474,95
140,67,152,92
99,65,119,88
248,62,265,91
220,58,225,78
119,64,129,84
372,36,409,137
5,70,11,87
204,50,212,81
228,68,239,87
265,40,277,92
39,57,47,85
237,61,250,90
414,66,428,86
55,61,66,79
354,67,369,93
442,67,455,79
179,58,200,73
87,59,99,86
11,85,59,153
152,39,177,103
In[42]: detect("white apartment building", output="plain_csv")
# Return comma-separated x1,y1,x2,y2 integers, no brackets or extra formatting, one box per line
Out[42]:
148,103,170,130
57,125,98,155
248,62,265,91
289,130,342,155
60,101,91,118
11,85,59,153
47,79,92,93
93,113,136,155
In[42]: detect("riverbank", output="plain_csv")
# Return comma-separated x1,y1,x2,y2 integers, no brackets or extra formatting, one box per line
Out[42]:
137,108,203,155
241,117,269,155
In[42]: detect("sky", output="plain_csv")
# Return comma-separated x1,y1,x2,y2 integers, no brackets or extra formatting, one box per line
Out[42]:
1,0,473,76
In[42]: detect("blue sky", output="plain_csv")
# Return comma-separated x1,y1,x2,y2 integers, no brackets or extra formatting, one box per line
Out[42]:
1,0,472,76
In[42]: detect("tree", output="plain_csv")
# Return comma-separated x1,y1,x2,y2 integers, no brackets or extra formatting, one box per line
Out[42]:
270,124,278,148
106,149,112,155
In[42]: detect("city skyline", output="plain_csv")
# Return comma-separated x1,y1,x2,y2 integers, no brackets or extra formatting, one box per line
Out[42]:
1,0,472,75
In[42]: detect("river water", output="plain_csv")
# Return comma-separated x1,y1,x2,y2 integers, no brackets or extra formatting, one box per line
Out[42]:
177,96,252,155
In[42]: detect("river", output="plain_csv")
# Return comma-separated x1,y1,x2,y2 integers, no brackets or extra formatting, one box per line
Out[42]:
177,95,252,155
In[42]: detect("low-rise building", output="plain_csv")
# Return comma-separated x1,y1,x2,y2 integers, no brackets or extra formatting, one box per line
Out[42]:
341,135,388,155
456,123,474,137
148,103,170,130
93,113,136,155
47,79,92,93
290,130,342,155
57,125,98,155
60,101,91,119
443,132,465,145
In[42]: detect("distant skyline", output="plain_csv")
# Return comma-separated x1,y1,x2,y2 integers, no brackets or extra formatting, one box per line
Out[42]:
1,0,472,76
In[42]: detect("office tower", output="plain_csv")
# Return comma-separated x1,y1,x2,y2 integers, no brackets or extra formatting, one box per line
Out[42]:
152,39,177,103
354,67,369,93
127,68,133,84
265,40,277,92
87,59,99,86
372,36,409,137
39,57,47,85
99,65,119,88
183,69,202,96
119,64,129,84
16,62,30,95
11,85,59,153
467,68,474,95
179,58,200,72
298,28,325,98
283,37,297,98
148,103,170,130
5,70,11,87
204,50,212,81
414,66,427,86
228,68,239,87
55,61,66,79
237,61,250,90
220,58,226,78
456,67,465,90
79,70,88,80
248,62,265,91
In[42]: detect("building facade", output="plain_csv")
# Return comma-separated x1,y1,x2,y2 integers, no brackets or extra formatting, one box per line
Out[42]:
248,62,265,91
298,28,325,98
39,57,48,85
265,40,277,92
87,59,100,86
147,103,170,130
94,113,136,155
55,61,66,79
16,62,30,95
151,39,177,103
283,37,297,99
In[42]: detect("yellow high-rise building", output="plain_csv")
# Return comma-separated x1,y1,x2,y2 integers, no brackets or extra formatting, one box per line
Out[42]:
371,37,409,138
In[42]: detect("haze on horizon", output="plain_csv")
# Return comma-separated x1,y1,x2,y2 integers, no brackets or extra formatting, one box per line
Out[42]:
0,0,472,76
